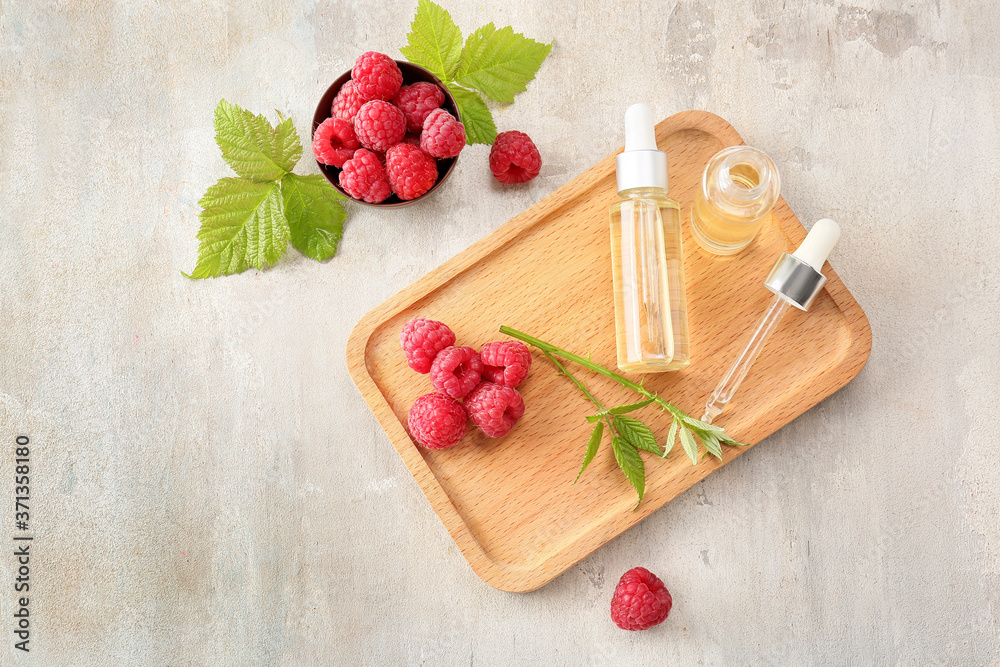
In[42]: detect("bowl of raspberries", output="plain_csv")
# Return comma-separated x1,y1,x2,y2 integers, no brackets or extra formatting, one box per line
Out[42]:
400,317,533,450
312,52,465,206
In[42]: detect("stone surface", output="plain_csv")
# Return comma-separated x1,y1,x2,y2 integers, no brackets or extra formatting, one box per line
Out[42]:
1,0,999,664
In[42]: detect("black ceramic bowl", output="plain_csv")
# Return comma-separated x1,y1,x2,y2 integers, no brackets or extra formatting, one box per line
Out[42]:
312,60,460,207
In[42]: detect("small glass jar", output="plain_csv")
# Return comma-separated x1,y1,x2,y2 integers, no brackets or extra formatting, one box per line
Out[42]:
689,146,780,255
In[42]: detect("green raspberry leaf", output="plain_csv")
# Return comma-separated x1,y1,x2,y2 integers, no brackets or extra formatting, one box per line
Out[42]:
608,398,655,415
455,24,552,104
681,414,726,435
576,421,603,483
702,432,723,461
681,414,747,447
612,436,645,508
665,419,678,459
185,178,289,279
613,415,661,457
400,0,464,81
281,173,346,262
717,430,748,447
214,99,302,182
446,84,496,144
679,426,699,466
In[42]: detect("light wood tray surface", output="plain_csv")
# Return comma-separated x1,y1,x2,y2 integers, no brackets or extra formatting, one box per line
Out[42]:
347,111,872,593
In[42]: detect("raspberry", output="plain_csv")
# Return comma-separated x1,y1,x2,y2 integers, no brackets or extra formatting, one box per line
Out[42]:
385,143,438,200
351,51,403,101
465,382,525,438
489,130,542,184
430,346,483,400
394,82,445,132
480,341,532,387
312,117,360,168
610,567,672,631
420,108,466,159
331,81,367,123
354,100,406,153
400,317,456,373
339,149,391,203
407,392,467,450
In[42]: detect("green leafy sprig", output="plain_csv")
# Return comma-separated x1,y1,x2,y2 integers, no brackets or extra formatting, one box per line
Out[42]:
185,100,347,279
499,326,747,508
401,0,552,144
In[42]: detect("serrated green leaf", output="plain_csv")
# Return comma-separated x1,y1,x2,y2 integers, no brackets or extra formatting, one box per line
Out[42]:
214,100,302,181
445,84,497,144
455,24,552,104
717,430,749,447
702,432,723,460
281,173,346,262
613,415,660,457
608,398,655,415
186,178,288,279
400,0,464,80
612,436,645,508
681,413,726,435
586,414,602,424
576,421,603,483
665,419,678,459
681,413,747,447
679,426,699,466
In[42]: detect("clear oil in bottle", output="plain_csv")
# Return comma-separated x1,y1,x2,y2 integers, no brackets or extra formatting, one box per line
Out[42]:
610,188,689,371
609,104,690,373
689,146,781,255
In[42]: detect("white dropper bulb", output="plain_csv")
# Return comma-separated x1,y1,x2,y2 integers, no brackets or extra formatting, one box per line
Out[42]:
792,218,840,272
624,103,657,152
615,103,668,193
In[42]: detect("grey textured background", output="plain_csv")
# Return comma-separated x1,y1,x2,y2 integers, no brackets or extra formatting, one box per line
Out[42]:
1,0,999,664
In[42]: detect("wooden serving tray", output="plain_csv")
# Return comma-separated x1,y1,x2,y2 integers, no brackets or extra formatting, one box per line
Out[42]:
346,111,871,593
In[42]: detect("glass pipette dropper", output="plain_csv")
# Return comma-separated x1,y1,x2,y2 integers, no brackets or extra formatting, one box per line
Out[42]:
702,219,841,424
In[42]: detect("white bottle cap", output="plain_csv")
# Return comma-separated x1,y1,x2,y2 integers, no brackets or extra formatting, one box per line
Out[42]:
615,103,668,194
792,218,841,272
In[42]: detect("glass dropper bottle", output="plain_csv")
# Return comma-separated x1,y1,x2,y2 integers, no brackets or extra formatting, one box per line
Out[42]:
608,103,690,372
702,219,841,424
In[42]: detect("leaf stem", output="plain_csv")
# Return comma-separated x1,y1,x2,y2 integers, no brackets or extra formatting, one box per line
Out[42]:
542,351,600,410
501,325,683,418
542,351,616,434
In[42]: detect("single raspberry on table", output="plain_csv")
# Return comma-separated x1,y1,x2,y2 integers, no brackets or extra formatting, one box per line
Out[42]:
430,346,483,400
610,567,672,631
354,100,407,153
339,149,391,203
351,51,402,101
489,130,542,184
420,108,466,159
465,382,525,438
480,341,532,388
312,117,360,168
400,317,456,373
407,392,467,450
331,80,367,123
385,143,438,200
394,82,445,132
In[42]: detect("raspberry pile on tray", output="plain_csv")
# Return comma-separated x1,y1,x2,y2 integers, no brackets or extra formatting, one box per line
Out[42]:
400,317,532,449
312,52,465,203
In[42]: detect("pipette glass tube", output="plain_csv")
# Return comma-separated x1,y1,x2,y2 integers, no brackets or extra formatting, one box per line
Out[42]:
702,293,790,424
699,218,841,426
